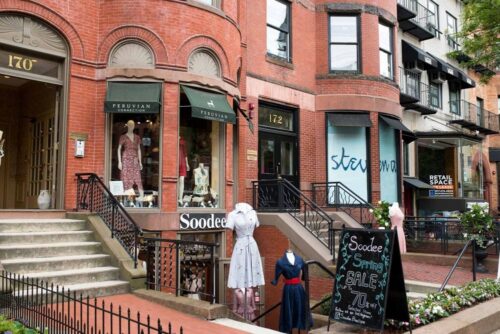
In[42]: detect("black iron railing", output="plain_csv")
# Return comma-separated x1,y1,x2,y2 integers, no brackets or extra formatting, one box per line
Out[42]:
311,181,374,228
404,217,500,255
399,67,421,100
397,0,417,14
75,173,142,268
449,100,500,133
0,271,182,334
143,238,218,304
252,179,336,255
411,1,436,31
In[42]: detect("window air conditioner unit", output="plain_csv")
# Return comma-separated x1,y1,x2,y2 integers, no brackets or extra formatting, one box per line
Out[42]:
430,71,446,83
405,61,425,74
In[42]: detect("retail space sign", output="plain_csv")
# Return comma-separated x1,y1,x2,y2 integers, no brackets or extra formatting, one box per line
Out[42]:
428,174,454,197
179,213,227,231
330,229,409,331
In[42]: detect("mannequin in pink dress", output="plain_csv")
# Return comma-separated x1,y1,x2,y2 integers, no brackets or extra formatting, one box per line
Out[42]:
233,287,256,320
389,202,406,254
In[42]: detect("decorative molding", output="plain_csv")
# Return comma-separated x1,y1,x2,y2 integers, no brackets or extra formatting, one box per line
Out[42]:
0,14,66,54
188,50,221,78
316,3,397,24
109,42,154,68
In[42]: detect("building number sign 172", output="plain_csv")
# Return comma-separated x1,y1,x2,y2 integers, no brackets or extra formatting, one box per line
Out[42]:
7,54,37,71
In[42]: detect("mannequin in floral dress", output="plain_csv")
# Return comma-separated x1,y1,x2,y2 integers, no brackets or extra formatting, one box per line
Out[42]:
117,120,144,198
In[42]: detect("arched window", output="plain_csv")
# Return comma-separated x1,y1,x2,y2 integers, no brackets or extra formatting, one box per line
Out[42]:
109,41,155,68
188,49,221,78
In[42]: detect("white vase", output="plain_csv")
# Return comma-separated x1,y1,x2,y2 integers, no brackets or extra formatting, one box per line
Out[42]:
37,190,51,210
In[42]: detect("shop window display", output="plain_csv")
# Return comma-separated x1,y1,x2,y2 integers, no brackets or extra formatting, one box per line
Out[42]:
111,114,160,208
178,99,222,208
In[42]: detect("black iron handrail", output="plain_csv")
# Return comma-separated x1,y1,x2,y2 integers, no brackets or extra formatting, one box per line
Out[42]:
0,271,182,334
75,173,142,268
439,239,476,292
311,181,374,228
143,237,218,304
252,178,336,255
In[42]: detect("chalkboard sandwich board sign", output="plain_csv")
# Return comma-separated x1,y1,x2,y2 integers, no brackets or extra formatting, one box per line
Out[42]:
329,228,410,331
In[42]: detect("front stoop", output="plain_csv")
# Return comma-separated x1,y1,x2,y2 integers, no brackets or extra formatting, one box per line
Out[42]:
0,217,130,298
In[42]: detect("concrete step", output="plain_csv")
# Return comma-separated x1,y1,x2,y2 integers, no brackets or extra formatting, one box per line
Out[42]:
0,210,66,219
407,291,427,300
22,267,120,286
0,219,87,233
0,241,102,259
0,230,94,244
1,254,111,273
405,279,447,294
14,280,130,299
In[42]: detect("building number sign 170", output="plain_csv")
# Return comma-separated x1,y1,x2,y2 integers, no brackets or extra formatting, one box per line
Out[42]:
8,54,37,71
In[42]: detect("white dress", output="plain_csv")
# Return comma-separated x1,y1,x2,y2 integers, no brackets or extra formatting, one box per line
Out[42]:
227,203,265,288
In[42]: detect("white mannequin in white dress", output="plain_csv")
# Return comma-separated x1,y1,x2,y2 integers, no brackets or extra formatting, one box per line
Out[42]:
226,202,265,288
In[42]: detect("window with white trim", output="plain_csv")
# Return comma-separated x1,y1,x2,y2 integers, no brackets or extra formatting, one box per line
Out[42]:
329,15,359,72
378,22,393,79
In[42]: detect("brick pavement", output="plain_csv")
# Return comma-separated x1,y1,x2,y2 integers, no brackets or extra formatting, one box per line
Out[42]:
403,260,497,286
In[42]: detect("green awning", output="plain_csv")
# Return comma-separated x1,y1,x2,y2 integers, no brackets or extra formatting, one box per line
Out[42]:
105,82,162,113
182,86,236,124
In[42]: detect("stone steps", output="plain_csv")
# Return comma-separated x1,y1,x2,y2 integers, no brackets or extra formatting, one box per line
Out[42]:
0,219,87,232
0,217,129,298
0,230,94,244
0,241,102,259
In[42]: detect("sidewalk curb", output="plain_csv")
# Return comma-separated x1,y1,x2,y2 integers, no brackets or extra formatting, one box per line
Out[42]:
404,296,500,334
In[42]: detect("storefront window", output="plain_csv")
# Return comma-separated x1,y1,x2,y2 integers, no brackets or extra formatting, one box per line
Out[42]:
178,93,224,208
379,121,398,203
110,114,161,208
327,115,369,201
461,139,483,199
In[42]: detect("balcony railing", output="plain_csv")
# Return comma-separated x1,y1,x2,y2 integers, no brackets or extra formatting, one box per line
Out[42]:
399,67,421,101
449,100,500,134
447,35,460,51
397,0,417,16
412,2,436,30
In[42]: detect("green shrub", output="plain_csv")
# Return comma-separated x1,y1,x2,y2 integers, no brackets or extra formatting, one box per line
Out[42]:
0,315,48,334
317,279,500,330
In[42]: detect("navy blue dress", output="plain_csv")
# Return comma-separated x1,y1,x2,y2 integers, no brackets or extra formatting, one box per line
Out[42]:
271,253,313,333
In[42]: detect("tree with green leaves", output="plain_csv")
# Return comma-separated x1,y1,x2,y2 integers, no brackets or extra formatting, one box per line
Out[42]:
449,0,499,83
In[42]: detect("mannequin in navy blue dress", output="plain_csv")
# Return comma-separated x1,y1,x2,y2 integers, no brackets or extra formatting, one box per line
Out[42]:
271,250,313,333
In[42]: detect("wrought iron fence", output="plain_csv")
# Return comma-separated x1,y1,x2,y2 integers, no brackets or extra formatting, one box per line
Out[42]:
399,67,421,100
0,271,182,334
411,1,436,31
143,238,218,304
252,179,335,256
75,173,141,268
404,217,500,255
311,181,374,228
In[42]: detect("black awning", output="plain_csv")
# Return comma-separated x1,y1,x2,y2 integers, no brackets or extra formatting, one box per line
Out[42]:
379,115,416,143
489,148,500,162
456,69,475,89
105,82,162,113
329,113,372,127
430,54,459,79
404,177,433,189
402,41,438,69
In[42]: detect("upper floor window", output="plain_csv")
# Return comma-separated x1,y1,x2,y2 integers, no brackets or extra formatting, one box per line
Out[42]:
378,22,393,79
429,82,442,108
449,84,461,115
195,0,220,8
427,0,440,38
267,0,290,61
329,15,359,72
446,12,458,50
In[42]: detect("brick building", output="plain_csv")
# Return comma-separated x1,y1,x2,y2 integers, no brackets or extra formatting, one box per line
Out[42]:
0,0,497,331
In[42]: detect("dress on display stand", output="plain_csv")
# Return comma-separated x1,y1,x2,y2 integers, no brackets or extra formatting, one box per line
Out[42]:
271,252,313,333
118,133,143,191
389,202,406,254
226,203,265,289
233,287,256,319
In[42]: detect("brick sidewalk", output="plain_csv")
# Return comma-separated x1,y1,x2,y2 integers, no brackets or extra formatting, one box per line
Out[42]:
403,260,497,286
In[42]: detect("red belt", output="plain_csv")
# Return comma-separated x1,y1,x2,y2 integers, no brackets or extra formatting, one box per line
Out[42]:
284,277,301,285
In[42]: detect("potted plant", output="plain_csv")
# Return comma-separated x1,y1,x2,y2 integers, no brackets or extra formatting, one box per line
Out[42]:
459,204,495,273
370,200,391,230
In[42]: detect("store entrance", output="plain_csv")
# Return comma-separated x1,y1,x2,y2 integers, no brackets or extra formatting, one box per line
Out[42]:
0,76,60,209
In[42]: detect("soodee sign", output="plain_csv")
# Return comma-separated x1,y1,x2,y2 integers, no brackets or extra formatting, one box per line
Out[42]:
179,213,227,231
